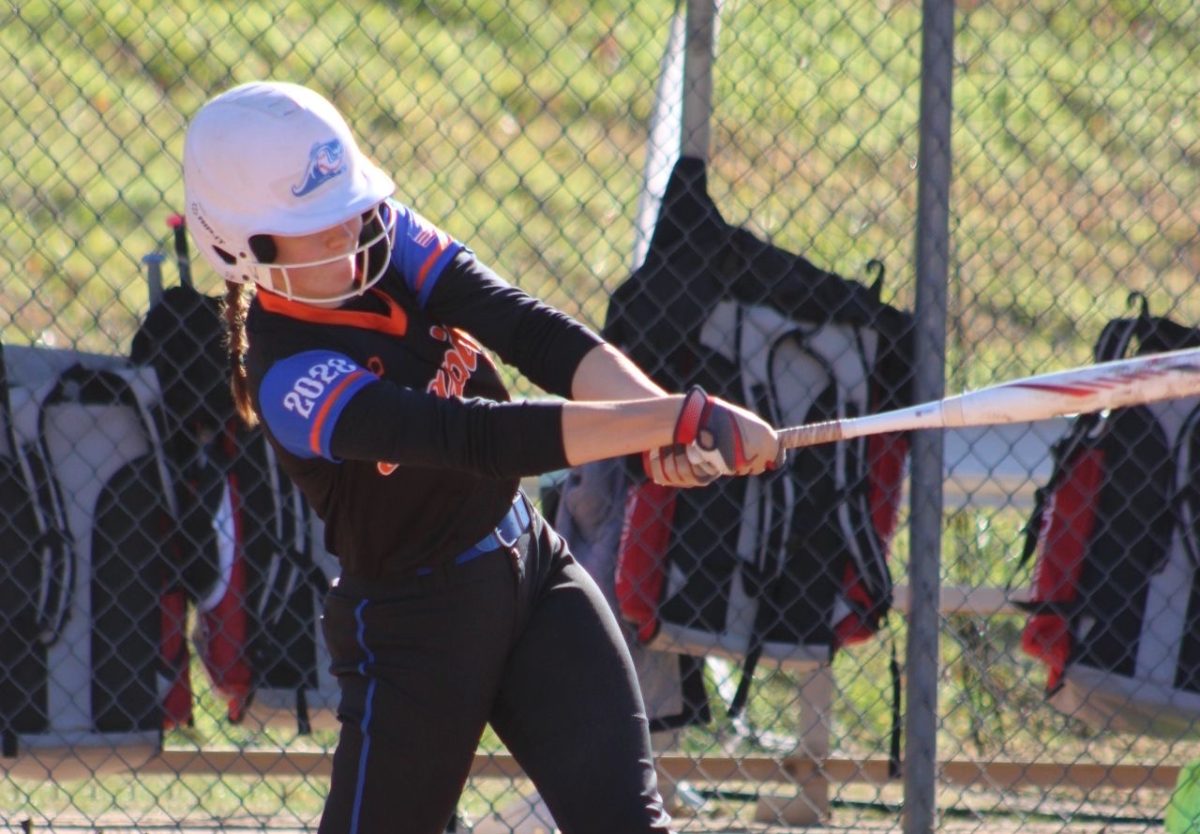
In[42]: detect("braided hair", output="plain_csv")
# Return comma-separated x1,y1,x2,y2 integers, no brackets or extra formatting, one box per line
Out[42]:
222,281,259,427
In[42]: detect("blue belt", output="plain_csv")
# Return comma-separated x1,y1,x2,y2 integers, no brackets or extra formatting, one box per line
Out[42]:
416,493,532,576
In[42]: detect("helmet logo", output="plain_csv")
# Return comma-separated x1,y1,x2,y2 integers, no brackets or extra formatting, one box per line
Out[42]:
291,139,346,197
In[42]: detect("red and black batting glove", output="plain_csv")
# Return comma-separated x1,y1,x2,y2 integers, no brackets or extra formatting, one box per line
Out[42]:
675,385,784,475
643,386,783,486
675,385,750,474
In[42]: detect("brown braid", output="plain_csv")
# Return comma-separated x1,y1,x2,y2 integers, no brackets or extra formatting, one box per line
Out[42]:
222,281,260,427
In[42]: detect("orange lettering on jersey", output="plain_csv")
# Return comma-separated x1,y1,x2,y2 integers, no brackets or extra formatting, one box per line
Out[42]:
426,326,481,399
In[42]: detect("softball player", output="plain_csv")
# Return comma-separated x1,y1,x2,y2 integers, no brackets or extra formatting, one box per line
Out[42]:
182,80,780,834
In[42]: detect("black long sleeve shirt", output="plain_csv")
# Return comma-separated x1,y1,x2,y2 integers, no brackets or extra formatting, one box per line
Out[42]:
246,200,602,577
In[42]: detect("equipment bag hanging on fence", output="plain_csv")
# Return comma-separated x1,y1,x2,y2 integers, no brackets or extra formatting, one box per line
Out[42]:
131,267,242,731
130,251,338,734
1019,299,1200,736
194,424,338,733
606,156,914,700
0,342,52,757
1,358,171,756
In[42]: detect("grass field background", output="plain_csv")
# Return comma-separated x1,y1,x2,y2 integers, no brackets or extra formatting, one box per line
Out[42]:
2,0,1199,828
4,0,1198,367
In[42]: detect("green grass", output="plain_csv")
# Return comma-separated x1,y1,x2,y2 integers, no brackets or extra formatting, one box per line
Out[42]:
4,0,1198,368
3,0,1200,824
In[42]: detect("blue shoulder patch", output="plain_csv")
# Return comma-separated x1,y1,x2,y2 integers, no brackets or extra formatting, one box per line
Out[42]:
388,200,464,307
259,350,377,460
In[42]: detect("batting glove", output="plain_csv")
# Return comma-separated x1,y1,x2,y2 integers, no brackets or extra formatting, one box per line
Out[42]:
673,386,783,476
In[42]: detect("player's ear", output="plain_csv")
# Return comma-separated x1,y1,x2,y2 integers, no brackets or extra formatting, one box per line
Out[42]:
249,234,277,264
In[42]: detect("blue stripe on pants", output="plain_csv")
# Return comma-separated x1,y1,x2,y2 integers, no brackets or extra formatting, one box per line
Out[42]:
350,599,376,834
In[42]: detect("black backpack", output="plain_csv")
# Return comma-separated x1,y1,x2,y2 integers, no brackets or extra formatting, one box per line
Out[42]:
1,351,172,757
0,342,50,756
607,156,913,720
1019,299,1200,736
131,277,337,735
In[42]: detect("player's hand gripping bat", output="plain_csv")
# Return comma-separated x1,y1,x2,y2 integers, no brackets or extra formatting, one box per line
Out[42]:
779,346,1200,450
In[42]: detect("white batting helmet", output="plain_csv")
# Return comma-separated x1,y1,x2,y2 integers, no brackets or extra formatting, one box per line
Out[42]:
183,80,396,302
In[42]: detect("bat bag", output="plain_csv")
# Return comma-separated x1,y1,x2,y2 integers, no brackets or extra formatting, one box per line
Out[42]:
1019,302,1200,736
131,281,240,731
0,343,51,758
194,427,338,734
129,282,338,735
606,156,913,723
616,301,910,667
1,357,171,763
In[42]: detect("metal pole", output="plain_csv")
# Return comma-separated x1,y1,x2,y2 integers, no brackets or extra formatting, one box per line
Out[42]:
142,252,166,309
633,9,687,270
680,0,716,160
903,0,954,831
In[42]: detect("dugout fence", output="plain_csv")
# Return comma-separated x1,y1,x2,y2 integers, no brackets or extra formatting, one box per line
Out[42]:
3,0,1200,832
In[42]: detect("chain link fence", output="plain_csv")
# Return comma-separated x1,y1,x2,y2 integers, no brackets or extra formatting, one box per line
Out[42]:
2,0,1199,831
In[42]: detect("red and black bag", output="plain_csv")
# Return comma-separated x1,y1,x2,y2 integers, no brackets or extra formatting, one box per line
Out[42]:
607,157,913,718
132,245,336,735
132,249,238,730
193,425,337,733
1019,300,1200,736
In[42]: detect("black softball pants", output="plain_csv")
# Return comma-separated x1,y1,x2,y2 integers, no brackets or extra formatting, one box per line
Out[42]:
317,495,674,834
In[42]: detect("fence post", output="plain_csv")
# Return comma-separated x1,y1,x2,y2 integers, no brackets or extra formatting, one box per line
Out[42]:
680,0,716,160
904,0,955,832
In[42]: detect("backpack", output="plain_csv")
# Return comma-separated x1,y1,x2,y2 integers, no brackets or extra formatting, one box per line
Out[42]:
194,426,338,733
1,349,173,760
0,343,51,757
606,156,913,716
1019,300,1200,736
130,271,338,734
